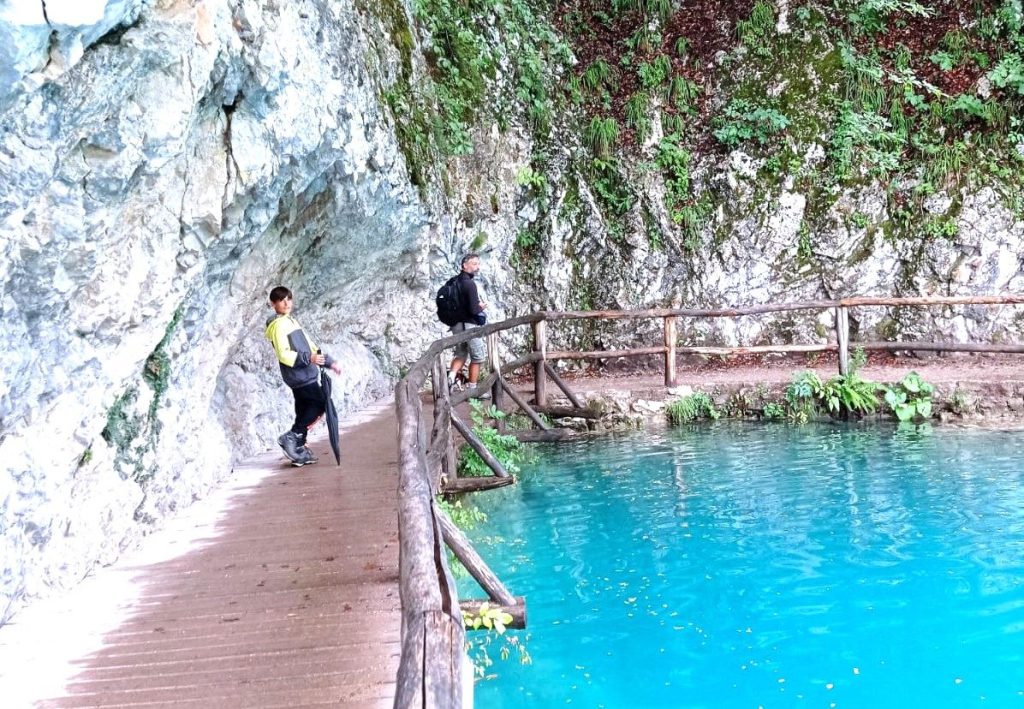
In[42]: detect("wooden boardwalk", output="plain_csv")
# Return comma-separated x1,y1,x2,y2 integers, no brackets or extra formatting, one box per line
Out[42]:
0,403,401,708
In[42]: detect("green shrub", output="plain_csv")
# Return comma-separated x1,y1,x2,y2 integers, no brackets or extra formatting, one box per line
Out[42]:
586,116,620,157
458,400,530,477
882,371,935,421
713,99,790,147
785,367,879,421
666,392,720,424
762,402,785,420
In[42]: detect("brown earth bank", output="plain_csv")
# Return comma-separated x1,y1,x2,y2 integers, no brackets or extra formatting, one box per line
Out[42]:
502,351,1024,426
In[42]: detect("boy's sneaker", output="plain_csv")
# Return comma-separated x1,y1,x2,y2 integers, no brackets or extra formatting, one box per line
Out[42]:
291,447,318,467
278,431,303,464
467,385,490,400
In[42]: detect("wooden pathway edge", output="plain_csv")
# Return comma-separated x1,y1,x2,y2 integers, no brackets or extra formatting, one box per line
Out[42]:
0,401,402,709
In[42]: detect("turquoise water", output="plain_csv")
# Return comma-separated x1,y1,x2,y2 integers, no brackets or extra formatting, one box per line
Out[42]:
458,423,1024,708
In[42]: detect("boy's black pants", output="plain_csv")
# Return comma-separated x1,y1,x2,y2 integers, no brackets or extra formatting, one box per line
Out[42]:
291,381,327,438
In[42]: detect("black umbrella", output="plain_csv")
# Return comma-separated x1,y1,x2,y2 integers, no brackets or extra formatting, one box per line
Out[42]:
320,370,341,465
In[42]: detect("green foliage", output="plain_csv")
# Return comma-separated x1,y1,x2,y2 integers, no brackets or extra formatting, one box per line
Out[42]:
582,58,616,91
384,0,567,189
586,116,620,157
516,165,547,190
102,388,141,457
437,497,487,530
882,371,935,421
713,99,790,147
469,231,488,251
666,392,721,425
988,52,1024,95
785,366,880,421
737,1,776,57
847,0,932,35
830,101,903,179
515,226,540,252
458,400,530,477
665,76,700,113
142,307,181,422
637,56,672,90
625,92,651,141
590,157,635,216
464,601,533,679
762,402,785,420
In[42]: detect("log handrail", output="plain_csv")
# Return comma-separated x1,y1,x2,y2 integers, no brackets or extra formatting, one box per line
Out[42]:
394,293,1024,708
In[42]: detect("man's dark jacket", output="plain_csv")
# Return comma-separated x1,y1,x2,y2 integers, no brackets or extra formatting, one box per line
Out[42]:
456,271,486,325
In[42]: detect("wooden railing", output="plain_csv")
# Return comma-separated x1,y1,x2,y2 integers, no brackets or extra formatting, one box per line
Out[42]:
392,294,1024,708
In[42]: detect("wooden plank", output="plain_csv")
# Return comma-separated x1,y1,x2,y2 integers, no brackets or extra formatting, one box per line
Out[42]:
422,611,464,708
29,405,404,709
450,411,509,478
449,370,498,407
534,405,602,420
541,295,1024,322
442,476,516,494
533,320,548,407
543,361,584,408
676,344,837,355
436,511,516,607
547,346,667,360
460,596,528,630
488,333,506,432
857,341,1024,353
500,377,552,431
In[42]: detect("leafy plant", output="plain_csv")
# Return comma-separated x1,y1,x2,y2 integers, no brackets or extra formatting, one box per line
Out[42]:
582,58,616,91
437,497,486,530
463,602,532,679
785,367,879,421
586,116,620,157
847,0,932,36
762,402,785,420
516,165,547,190
736,1,776,56
713,99,790,147
637,55,672,90
625,91,651,141
666,392,721,424
882,371,935,421
458,400,530,477
988,52,1024,95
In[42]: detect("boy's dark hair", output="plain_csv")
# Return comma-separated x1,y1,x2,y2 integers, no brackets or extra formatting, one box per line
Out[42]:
461,253,479,266
269,286,292,303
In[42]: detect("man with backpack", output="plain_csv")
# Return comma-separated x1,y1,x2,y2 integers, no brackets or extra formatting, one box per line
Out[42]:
436,253,488,393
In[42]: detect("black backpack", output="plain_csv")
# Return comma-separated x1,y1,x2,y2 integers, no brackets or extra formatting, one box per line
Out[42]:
435,275,462,326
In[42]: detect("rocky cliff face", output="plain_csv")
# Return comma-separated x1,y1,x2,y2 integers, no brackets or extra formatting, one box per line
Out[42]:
0,0,448,623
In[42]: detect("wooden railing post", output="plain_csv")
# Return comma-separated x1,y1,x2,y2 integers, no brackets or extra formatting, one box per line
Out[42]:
664,316,678,387
532,319,548,407
487,332,505,432
432,354,454,485
836,306,850,376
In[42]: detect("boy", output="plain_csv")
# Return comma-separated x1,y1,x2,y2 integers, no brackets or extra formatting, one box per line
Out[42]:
265,286,342,466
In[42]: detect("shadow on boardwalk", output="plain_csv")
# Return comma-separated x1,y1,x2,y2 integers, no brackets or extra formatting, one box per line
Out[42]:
2,403,401,709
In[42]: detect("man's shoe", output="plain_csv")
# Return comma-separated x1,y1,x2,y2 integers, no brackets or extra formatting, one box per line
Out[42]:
467,385,490,400
278,431,303,464
300,447,319,465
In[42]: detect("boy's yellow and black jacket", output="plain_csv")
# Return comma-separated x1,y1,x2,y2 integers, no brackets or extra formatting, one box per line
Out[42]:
265,314,335,389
